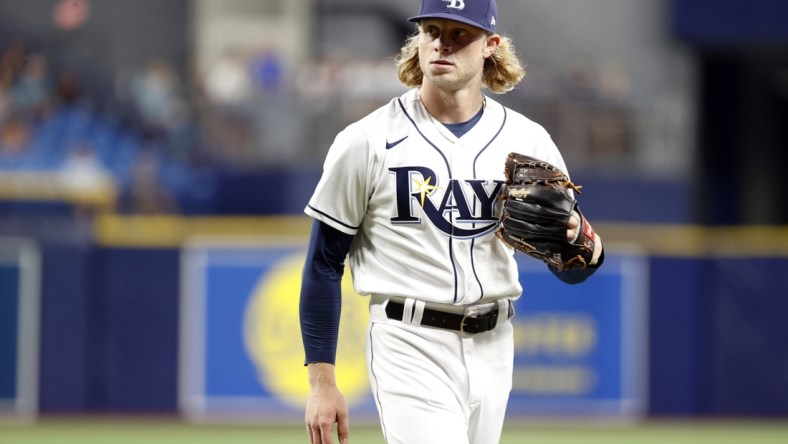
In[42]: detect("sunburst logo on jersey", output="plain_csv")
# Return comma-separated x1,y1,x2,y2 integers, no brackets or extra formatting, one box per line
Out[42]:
413,176,443,207
243,252,370,408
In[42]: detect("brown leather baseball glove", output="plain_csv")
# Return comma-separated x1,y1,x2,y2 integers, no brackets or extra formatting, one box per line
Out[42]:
497,152,597,271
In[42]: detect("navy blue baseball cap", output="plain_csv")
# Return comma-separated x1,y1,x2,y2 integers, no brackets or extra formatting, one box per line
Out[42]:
409,0,498,33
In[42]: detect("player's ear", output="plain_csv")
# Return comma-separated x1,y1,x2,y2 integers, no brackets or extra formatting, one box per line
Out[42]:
483,33,501,58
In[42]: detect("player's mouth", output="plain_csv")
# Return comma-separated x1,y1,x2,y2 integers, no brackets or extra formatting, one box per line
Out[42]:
431,59,454,66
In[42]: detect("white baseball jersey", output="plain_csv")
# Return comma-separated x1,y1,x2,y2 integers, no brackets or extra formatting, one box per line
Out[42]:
305,88,569,306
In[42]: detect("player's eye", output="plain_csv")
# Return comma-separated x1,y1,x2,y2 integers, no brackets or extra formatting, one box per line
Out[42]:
424,26,440,39
451,28,477,45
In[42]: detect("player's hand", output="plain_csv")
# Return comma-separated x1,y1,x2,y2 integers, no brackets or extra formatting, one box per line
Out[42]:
567,211,603,266
306,363,350,444
567,211,581,243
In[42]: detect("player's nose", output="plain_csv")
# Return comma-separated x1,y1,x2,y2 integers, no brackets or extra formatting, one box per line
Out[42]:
436,39,452,53
433,35,452,52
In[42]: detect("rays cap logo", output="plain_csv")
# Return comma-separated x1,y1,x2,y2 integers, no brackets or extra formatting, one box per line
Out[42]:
409,0,498,33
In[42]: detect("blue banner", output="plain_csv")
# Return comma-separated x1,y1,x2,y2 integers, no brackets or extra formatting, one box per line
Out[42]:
508,253,648,419
180,240,647,422
179,240,375,423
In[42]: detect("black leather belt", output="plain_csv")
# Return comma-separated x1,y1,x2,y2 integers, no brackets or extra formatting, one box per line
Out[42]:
385,301,506,334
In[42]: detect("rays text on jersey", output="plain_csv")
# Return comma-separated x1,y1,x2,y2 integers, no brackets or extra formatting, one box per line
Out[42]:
389,166,504,238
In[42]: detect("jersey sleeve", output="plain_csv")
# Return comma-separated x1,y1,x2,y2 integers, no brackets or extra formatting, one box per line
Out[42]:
305,126,372,235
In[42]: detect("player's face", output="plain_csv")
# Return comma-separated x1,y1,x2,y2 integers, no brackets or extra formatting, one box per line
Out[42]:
418,19,496,92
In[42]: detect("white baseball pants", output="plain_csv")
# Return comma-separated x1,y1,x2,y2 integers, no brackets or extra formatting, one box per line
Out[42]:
366,296,514,444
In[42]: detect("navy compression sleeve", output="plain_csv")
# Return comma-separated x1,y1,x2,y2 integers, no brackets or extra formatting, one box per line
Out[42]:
549,249,605,284
300,220,355,365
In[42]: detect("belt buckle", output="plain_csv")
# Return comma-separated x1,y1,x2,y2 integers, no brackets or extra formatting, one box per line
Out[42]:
460,313,470,334
460,306,481,334
460,305,488,334
462,305,501,334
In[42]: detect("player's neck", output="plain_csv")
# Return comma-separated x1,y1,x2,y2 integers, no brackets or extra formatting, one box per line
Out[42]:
418,85,485,124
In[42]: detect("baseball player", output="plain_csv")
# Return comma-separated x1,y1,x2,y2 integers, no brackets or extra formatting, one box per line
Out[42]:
300,1,604,443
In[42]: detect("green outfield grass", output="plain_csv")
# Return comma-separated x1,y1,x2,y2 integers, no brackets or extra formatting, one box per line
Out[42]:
1,419,788,444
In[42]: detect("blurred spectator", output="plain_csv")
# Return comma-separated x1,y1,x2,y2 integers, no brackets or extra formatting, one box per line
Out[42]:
60,143,109,186
250,50,283,94
129,59,188,132
193,50,268,168
199,110,257,170
59,142,115,215
0,114,31,154
13,53,55,118
127,58,194,161
0,73,14,122
55,68,84,104
293,54,344,102
0,38,27,80
587,105,631,164
118,149,179,214
203,51,254,106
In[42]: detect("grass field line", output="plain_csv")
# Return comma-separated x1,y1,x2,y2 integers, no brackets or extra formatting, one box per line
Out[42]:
1,418,787,444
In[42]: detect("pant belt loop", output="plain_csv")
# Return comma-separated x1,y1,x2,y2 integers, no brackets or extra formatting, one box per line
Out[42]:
495,299,509,329
402,298,416,325
412,300,426,326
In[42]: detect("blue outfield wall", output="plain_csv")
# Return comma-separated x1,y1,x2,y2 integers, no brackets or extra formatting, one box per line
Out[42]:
647,257,705,416
38,245,180,413
38,244,93,412
648,257,788,416
30,240,788,417
0,265,20,401
702,258,788,415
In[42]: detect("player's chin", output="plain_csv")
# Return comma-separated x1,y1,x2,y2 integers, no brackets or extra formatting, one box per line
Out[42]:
425,69,456,82
428,76,463,91
429,63,455,74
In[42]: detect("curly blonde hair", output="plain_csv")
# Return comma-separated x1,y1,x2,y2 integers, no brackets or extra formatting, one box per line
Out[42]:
395,29,526,94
